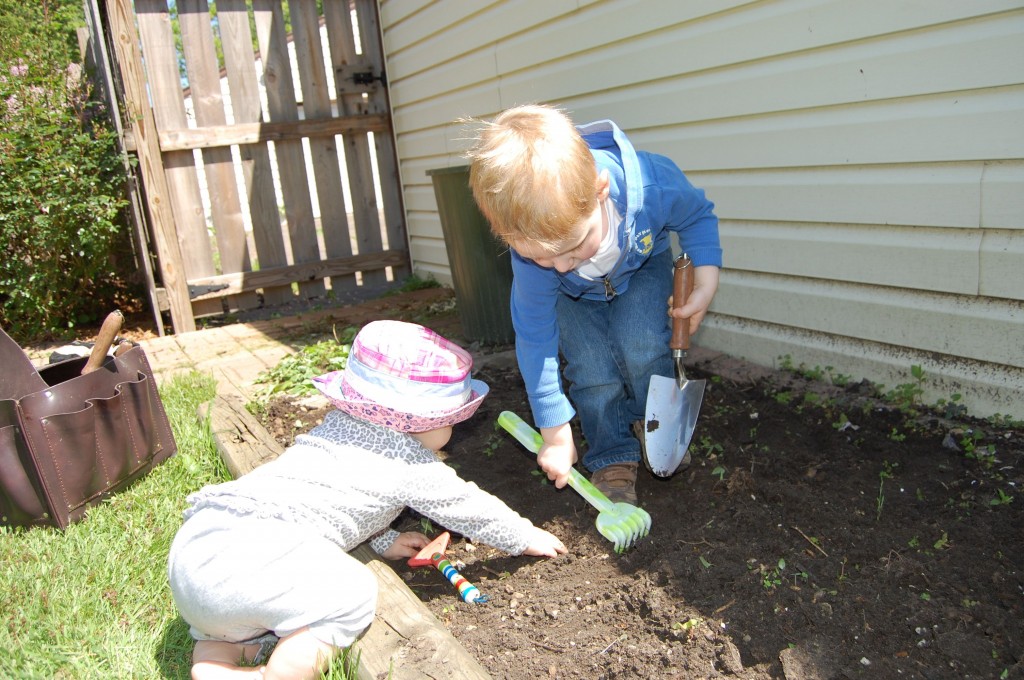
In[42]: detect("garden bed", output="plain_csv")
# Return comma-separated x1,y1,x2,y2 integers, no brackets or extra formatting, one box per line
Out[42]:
259,339,1024,679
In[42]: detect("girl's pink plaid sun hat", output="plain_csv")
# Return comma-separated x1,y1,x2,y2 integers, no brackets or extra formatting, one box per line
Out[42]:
312,320,489,432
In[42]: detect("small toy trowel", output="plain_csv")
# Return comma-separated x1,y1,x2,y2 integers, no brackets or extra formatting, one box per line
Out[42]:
643,254,707,477
407,531,488,603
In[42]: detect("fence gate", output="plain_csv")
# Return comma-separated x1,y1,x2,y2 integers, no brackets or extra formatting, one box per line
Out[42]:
95,0,407,333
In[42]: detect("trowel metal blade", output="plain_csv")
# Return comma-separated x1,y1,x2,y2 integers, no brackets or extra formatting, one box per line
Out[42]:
643,373,706,477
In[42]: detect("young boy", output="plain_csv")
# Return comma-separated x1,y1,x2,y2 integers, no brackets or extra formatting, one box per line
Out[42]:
468,104,722,504
167,320,566,679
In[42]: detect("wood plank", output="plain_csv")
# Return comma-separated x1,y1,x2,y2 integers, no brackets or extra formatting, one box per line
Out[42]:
84,0,165,336
185,250,408,301
105,0,196,333
180,252,402,303
158,113,390,151
217,0,292,306
358,0,410,283
290,3,357,294
135,0,221,318
324,1,388,288
200,394,491,679
199,394,284,477
178,0,259,313
252,0,325,298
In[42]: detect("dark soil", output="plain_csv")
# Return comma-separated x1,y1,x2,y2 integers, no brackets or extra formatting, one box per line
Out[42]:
254,307,1023,680
51,287,1023,679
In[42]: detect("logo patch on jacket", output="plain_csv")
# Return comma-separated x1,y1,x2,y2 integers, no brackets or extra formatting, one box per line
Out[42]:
637,230,653,255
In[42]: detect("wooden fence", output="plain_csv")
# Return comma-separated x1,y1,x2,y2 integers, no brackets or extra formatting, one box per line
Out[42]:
90,0,407,333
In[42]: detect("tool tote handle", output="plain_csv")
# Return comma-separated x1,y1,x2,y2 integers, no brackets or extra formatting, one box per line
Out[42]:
670,254,694,352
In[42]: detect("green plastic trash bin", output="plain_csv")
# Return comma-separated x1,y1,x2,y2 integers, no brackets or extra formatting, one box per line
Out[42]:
427,165,514,345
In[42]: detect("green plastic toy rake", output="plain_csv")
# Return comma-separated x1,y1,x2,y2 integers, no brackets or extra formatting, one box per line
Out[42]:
497,411,651,553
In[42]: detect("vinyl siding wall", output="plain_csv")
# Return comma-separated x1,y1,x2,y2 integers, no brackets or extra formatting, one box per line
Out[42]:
378,0,1024,419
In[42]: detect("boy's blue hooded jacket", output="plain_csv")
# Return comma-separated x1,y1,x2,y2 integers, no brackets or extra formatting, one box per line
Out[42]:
510,119,722,429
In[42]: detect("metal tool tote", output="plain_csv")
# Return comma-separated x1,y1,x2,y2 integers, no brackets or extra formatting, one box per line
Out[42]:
498,411,651,553
642,254,707,477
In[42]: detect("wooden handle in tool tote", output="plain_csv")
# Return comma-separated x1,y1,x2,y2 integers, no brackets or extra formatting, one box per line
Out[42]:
82,310,124,375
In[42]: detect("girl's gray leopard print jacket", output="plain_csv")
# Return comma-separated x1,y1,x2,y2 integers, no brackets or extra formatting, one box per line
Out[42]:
183,410,538,555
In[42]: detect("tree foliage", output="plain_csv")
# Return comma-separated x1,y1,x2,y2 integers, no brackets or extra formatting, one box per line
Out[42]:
0,0,140,342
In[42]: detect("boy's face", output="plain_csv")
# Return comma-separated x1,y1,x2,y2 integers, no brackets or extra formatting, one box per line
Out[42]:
511,171,611,274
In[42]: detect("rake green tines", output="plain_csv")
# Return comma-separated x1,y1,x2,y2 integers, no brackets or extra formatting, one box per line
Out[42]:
497,411,651,553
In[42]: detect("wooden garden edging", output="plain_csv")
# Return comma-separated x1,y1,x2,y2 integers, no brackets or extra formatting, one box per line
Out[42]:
198,394,491,680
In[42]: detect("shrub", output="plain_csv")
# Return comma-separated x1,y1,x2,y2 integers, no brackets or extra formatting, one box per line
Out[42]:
0,1,140,342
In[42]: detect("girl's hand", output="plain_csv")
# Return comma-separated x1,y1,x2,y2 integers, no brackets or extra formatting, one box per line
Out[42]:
538,422,578,489
522,527,568,557
667,265,720,334
382,531,430,560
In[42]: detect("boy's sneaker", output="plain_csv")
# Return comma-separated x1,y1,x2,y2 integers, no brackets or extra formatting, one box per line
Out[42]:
632,420,691,472
592,462,638,505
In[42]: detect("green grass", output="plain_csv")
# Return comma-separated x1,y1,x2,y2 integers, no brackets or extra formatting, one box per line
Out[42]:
0,371,357,678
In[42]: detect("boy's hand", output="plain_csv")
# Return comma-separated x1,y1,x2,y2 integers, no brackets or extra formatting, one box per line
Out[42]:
668,265,720,334
382,531,430,560
538,422,578,489
522,527,568,557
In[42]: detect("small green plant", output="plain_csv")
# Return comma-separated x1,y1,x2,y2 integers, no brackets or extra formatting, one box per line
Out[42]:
884,364,926,412
837,558,848,584
830,371,852,387
762,558,786,590
933,531,951,550
990,488,1013,507
385,272,441,295
988,413,1024,428
831,413,852,430
483,431,503,457
711,466,726,481
419,517,435,536
698,435,724,458
876,461,895,521
253,326,358,396
935,392,967,419
889,427,906,442
801,392,821,408
672,617,703,633
774,391,794,405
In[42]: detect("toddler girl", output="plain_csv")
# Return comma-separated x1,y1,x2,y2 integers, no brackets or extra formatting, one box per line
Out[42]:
167,320,566,679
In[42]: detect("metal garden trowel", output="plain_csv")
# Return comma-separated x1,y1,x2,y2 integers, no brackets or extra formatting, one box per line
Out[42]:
642,254,707,477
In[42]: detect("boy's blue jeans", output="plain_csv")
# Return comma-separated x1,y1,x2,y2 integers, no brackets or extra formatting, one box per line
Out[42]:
556,248,674,473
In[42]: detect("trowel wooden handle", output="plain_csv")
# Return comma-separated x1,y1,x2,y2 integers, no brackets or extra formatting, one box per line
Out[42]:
82,310,124,375
670,255,693,351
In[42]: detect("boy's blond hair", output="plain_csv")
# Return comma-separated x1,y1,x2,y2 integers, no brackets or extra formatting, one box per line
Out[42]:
467,105,597,252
